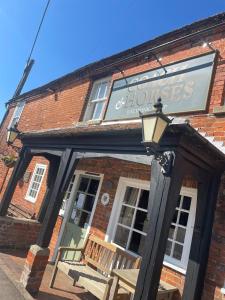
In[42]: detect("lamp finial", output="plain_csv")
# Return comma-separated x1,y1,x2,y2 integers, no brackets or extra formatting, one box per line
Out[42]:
154,98,163,113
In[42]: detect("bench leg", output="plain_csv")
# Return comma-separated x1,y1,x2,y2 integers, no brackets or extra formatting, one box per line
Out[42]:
103,280,113,300
109,276,119,300
49,266,58,288
73,278,76,287
49,251,61,288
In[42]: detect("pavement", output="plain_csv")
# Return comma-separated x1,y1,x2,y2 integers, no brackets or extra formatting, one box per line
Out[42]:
0,254,33,300
0,249,96,300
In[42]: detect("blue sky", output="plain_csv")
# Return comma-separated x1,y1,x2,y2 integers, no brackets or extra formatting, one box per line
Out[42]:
0,0,224,120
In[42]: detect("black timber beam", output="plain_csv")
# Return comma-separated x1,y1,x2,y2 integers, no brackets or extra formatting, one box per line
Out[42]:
134,151,187,300
182,173,222,300
36,149,79,248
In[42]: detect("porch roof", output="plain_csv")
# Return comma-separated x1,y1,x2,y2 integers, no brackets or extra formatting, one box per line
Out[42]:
20,121,225,171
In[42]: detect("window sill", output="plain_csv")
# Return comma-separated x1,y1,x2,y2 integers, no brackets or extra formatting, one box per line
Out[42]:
163,260,186,275
25,196,36,203
76,120,102,127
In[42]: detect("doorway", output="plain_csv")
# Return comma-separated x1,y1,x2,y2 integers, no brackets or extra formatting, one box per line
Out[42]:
59,171,103,260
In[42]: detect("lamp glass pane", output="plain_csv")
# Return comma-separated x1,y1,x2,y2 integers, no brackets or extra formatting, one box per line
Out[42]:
143,117,157,143
7,130,18,144
153,117,168,143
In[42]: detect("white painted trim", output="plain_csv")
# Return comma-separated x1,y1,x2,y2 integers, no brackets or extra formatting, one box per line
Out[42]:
51,170,104,262
101,119,141,126
8,101,25,129
106,176,197,272
164,187,197,270
25,163,47,203
163,261,186,275
105,177,150,243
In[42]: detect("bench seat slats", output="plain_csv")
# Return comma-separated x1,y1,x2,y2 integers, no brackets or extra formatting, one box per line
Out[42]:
50,234,140,300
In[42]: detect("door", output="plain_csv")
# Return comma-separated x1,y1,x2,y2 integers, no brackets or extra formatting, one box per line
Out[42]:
61,174,100,260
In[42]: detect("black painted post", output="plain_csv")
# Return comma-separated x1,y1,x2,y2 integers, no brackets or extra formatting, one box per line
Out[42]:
134,151,187,300
36,150,78,248
182,173,221,300
0,147,32,216
37,157,60,223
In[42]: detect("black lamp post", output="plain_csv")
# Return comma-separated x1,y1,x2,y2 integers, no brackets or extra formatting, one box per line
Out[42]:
140,98,173,175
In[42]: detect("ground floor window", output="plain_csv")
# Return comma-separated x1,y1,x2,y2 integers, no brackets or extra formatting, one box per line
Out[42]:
108,177,197,272
25,163,47,203
114,186,149,256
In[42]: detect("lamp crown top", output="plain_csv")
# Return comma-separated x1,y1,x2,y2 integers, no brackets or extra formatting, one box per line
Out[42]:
154,98,163,113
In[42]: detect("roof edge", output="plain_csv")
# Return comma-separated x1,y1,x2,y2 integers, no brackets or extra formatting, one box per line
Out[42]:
7,12,225,105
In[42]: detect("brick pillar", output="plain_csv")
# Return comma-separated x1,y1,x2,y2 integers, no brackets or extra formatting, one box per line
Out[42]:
20,244,50,296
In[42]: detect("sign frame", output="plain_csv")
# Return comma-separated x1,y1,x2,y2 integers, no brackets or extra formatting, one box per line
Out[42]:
103,51,217,122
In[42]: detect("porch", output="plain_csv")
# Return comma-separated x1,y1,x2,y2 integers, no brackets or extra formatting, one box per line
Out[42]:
0,121,225,300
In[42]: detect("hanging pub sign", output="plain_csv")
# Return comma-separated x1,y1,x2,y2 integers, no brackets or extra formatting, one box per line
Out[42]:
104,52,216,121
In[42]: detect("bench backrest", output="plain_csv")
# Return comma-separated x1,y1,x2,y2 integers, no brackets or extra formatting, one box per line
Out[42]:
83,234,141,276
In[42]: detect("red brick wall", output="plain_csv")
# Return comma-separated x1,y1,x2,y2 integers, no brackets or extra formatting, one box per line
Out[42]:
49,216,63,260
0,216,41,249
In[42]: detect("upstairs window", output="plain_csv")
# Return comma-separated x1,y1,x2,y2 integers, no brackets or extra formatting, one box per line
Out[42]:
84,78,111,121
25,164,46,203
8,101,25,129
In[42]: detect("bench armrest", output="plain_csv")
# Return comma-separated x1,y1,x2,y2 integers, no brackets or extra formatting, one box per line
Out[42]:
105,276,114,284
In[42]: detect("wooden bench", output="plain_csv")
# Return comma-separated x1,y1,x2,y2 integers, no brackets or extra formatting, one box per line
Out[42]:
50,234,141,300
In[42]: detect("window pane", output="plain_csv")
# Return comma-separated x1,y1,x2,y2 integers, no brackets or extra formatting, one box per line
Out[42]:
134,210,148,232
176,227,186,243
98,82,108,99
165,241,172,256
75,193,85,209
179,212,189,226
90,84,99,100
92,101,104,120
83,195,95,212
79,177,89,192
129,232,145,255
119,206,134,227
182,196,191,210
168,224,175,240
138,190,149,209
114,225,129,248
10,117,19,128
88,179,99,195
173,243,183,260
123,187,138,206
78,211,90,228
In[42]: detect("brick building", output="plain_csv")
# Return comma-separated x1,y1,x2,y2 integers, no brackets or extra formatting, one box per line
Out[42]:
1,12,225,300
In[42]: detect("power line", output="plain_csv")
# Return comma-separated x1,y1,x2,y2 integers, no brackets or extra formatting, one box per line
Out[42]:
12,0,52,99
27,0,51,63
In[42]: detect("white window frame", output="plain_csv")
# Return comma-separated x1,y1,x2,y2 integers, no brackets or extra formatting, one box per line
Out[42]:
106,177,197,274
84,77,111,121
25,163,47,203
8,101,25,129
